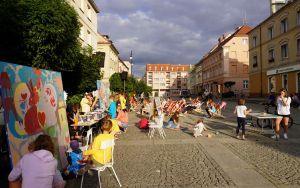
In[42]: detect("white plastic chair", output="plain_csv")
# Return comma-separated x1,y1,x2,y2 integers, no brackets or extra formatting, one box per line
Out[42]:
80,139,121,188
80,128,93,151
148,113,166,139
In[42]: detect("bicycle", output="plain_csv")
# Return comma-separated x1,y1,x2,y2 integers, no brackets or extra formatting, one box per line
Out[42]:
256,104,294,128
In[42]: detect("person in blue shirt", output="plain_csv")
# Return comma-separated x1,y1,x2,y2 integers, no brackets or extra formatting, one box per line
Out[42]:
108,95,116,119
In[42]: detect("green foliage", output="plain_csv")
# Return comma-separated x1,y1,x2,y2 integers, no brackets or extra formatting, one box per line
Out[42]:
222,91,234,98
0,0,81,70
66,93,83,105
62,47,104,95
109,73,152,95
109,73,123,92
224,81,236,91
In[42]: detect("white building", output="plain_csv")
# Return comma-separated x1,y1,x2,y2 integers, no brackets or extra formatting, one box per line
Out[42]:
66,0,99,51
97,34,120,81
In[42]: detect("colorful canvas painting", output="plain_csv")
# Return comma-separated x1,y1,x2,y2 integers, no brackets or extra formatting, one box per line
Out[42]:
97,80,111,111
0,61,69,168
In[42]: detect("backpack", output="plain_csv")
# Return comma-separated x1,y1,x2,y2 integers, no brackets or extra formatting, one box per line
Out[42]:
139,118,149,129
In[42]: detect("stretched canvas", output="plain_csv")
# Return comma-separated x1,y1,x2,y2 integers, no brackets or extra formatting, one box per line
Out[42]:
0,61,69,168
97,80,111,111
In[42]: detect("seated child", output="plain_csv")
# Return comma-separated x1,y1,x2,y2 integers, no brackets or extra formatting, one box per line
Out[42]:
64,140,83,177
83,120,114,165
164,111,180,130
193,119,207,137
116,107,129,132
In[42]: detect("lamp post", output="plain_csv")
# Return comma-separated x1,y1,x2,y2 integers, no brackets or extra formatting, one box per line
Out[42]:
130,50,133,75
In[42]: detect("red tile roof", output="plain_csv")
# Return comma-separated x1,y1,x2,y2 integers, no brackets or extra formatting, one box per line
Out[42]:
146,64,189,72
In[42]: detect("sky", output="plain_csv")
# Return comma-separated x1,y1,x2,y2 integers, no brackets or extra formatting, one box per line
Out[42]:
94,0,270,77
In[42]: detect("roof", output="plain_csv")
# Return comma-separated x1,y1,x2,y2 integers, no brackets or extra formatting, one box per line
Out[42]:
88,0,100,13
146,64,189,72
198,25,252,64
97,33,119,54
248,0,298,34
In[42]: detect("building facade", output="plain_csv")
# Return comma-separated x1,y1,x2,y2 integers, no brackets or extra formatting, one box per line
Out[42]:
200,25,252,96
248,0,300,96
66,0,99,51
119,59,130,74
97,34,120,81
146,64,189,97
193,63,203,95
188,66,196,95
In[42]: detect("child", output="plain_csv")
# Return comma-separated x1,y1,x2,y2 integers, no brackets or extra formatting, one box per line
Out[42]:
108,95,117,119
64,140,83,177
193,119,207,137
8,135,65,188
165,111,180,130
83,120,114,165
234,98,252,140
116,107,129,132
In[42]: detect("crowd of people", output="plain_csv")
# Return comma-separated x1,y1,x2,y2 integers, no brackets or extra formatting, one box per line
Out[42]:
4,88,298,187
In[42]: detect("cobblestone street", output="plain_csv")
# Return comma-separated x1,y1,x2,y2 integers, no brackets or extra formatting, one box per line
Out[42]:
66,101,300,188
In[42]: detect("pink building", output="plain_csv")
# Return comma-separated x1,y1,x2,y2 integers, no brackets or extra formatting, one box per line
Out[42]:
199,25,252,95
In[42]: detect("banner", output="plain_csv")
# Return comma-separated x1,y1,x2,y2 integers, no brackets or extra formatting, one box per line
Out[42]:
0,61,69,168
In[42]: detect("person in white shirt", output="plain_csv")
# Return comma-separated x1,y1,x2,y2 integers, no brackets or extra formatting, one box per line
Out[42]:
234,98,252,140
80,93,93,113
272,88,291,140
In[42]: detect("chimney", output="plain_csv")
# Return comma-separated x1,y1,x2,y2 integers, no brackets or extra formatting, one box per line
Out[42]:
270,0,286,14
218,37,221,43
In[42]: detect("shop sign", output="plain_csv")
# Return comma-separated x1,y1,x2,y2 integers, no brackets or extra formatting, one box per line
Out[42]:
267,64,300,76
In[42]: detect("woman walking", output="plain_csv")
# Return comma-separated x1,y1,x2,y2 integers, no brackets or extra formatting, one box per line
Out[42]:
272,88,291,140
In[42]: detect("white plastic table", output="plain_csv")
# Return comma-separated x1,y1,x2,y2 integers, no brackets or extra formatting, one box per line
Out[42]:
248,112,280,133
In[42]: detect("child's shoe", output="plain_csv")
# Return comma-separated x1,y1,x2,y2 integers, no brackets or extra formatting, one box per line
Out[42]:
271,134,279,141
236,135,240,139
283,133,288,140
242,135,245,140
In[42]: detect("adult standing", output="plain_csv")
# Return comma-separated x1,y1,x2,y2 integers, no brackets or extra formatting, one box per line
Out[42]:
80,93,93,114
272,88,291,140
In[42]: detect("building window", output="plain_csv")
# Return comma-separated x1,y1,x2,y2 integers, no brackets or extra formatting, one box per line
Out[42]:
242,38,248,45
243,80,249,89
297,38,300,55
253,55,258,68
297,11,300,25
80,0,84,11
80,25,84,40
252,36,257,47
281,44,288,59
87,5,92,21
282,74,288,89
267,26,274,40
268,76,276,92
268,49,275,63
280,18,288,33
87,30,91,46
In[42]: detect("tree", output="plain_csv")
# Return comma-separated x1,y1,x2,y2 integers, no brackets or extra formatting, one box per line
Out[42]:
109,73,123,92
224,81,236,91
0,0,81,71
62,47,104,95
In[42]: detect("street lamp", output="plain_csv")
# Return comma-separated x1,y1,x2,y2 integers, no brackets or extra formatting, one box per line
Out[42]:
130,50,133,75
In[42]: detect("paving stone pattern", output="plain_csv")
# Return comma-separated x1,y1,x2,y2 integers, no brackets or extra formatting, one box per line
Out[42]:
225,141,300,187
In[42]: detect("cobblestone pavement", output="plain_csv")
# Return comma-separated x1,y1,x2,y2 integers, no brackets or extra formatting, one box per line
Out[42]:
66,100,300,188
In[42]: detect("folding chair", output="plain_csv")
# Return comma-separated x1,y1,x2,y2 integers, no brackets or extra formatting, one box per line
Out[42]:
80,128,93,151
148,113,166,139
80,139,121,188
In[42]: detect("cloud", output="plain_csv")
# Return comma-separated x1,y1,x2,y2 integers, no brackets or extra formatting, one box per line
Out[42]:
95,0,269,77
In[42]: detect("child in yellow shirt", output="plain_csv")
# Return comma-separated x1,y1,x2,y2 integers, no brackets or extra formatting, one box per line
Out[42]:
83,120,114,165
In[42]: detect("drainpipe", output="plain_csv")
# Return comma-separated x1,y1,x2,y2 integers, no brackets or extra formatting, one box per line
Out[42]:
260,26,263,97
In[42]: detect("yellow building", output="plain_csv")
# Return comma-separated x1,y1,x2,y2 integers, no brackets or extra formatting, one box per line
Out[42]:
248,0,300,97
